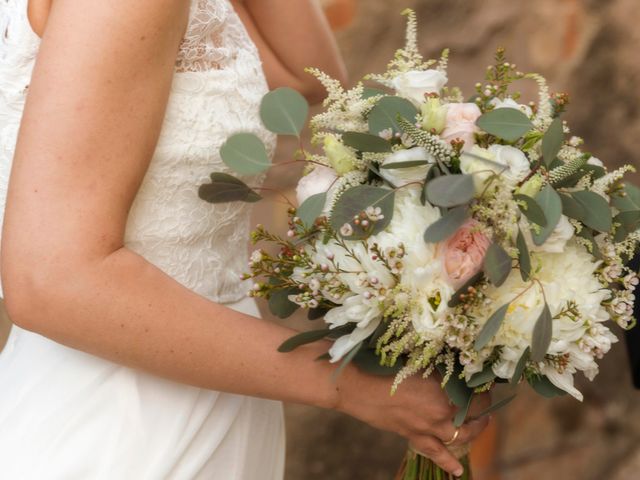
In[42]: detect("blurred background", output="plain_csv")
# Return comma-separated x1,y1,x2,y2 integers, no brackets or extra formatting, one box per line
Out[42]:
2,0,640,479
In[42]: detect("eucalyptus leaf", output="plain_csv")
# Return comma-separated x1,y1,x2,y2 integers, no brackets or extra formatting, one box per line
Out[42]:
342,132,392,153
541,117,564,166
612,182,640,212
368,96,418,135
467,365,497,388
454,395,473,428
511,347,530,384
577,228,603,259
423,207,468,243
531,303,552,362
297,192,327,228
484,243,512,287
469,394,517,421
307,306,330,321
436,363,473,409
474,303,510,351
514,193,547,227
425,174,475,208
571,190,612,232
260,87,309,136
448,271,484,308
559,192,585,222
278,328,333,353
476,108,534,142
516,229,531,281
199,172,262,204
353,348,403,376
532,185,562,245
220,133,271,175
268,288,299,319
615,210,640,232
530,375,567,398
362,87,387,99
330,186,395,239
380,160,432,169
421,164,441,205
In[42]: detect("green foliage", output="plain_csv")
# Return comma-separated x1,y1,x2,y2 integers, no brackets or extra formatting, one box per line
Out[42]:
268,288,299,319
532,185,562,245
474,303,510,351
220,133,271,175
368,96,418,135
484,243,512,287
514,193,547,227
571,190,612,232
353,348,403,376
516,229,531,281
330,186,395,239
260,87,309,137
511,347,530,384
297,192,327,228
467,364,497,388
476,108,534,142
531,303,552,362
198,173,262,203
278,328,333,353
529,375,567,398
341,132,392,153
541,117,564,167
425,174,475,208
380,160,432,169
423,206,468,243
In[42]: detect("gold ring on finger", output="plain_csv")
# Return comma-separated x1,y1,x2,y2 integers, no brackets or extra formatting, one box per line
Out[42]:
443,427,460,446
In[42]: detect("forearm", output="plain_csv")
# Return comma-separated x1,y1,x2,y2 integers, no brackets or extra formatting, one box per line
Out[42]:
4,247,340,409
232,0,347,100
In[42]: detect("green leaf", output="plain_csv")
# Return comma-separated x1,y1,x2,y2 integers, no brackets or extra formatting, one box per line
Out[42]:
268,288,299,319
514,193,547,227
425,174,475,208
199,172,262,203
260,87,309,136
220,133,271,175
467,365,497,388
559,192,585,222
380,160,432,169
469,394,517,421
362,87,387,99
436,363,473,410
342,132,392,153
511,347,530,384
421,163,441,205
483,243,512,287
476,108,534,142
541,117,564,166
454,394,473,428
531,303,552,362
368,96,419,135
612,182,640,212
532,185,562,245
297,192,327,228
615,211,640,232
516,229,531,281
577,228,603,259
330,186,395,239
448,271,484,308
278,328,332,353
307,306,330,321
474,303,510,351
423,207,468,243
530,375,567,398
352,348,403,376
571,190,612,232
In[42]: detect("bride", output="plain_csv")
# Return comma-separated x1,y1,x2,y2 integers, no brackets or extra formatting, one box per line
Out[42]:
0,0,489,478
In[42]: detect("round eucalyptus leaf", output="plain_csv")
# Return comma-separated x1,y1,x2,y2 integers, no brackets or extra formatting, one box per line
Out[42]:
612,182,640,212
220,133,271,175
571,190,612,232
198,172,262,204
559,192,585,222
530,375,567,398
330,186,395,239
532,185,562,245
297,192,327,228
268,288,299,319
467,365,497,388
260,87,309,136
423,206,468,243
476,108,534,142
483,243,513,287
368,96,418,135
425,174,475,208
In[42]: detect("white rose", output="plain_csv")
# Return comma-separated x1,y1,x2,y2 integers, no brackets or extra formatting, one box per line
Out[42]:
460,146,496,192
441,103,482,151
379,147,433,187
487,145,531,187
521,215,574,254
490,97,533,117
392,69,448,106
295,165,337,205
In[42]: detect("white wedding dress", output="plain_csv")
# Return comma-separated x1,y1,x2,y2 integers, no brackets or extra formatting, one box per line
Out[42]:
0,0,285,478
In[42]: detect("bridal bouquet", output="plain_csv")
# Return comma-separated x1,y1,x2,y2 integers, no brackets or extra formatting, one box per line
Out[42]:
199,9,640,480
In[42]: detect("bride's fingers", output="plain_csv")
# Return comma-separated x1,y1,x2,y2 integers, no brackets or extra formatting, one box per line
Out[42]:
409,437,464,477
434,416,489,446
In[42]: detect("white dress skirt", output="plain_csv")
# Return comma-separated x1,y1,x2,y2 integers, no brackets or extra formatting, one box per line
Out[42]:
0,0,286,478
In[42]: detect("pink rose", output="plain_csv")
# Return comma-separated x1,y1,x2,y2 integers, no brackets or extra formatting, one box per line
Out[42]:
442,219,491,288
441,103,482,151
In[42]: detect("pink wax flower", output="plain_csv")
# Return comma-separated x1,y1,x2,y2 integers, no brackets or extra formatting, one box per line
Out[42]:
443,219,491,288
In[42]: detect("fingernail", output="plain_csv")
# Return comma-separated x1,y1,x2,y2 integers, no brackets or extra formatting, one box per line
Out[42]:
454,468,464,477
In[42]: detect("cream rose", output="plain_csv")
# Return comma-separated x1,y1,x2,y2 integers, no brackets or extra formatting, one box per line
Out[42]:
487,145,531,187
379,147,433,187
490,97,533,118
521,215,575,254
441,103,482,151
392,69,448,106
295,165,337,205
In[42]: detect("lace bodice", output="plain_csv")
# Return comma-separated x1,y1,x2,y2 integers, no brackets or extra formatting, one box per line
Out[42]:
0,0,275,303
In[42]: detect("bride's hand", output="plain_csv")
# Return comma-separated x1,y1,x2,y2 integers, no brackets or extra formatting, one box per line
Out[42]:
335,366,491,477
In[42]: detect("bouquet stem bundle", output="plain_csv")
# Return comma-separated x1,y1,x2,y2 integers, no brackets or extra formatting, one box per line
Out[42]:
395,449,472,480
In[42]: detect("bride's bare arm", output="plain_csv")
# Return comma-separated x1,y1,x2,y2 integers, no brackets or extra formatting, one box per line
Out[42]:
231,0,348,103
0,1,485,475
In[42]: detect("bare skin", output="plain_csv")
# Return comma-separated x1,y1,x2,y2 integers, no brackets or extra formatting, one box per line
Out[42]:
4,0,489,476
